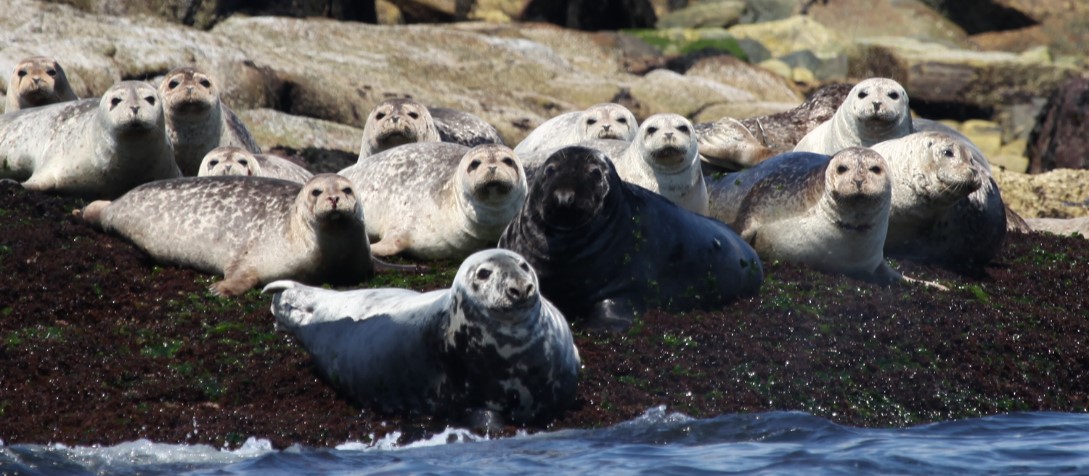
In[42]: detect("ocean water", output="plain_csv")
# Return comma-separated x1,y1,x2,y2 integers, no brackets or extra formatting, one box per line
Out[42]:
3,407,1088,475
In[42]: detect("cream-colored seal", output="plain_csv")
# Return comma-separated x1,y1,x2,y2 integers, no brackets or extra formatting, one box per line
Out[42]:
513,103,638,158
199,146,314,184
793,78,912,155
5,56,79,113
358,98,441,157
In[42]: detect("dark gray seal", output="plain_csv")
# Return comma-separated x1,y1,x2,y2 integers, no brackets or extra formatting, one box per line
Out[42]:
265,248,580,423
498,146,763,330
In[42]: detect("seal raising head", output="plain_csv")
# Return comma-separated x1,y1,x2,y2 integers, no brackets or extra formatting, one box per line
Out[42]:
359,98,441,157
200,146,258,176
793,77,913,155
5,56,79,113
578,103,638,141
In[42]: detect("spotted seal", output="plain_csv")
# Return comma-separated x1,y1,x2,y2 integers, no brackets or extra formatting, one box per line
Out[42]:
76,174,372,296
707,147,908,285
358,98,442,157
199,146,314,183
159,66,260,176
429,106,505,147
513,103,638,158
339,142,526,259
793,78,912,155
498,146,763,330
265,248,580,423
0,80,179,199
5,56,79,113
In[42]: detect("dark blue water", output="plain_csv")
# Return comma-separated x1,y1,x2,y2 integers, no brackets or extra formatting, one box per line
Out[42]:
4,408,1088,475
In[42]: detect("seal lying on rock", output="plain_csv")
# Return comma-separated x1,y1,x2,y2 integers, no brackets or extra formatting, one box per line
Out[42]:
76,174,372,296
499,146,763,330
340,142,526,259
265,248,580,423
793,78,912,155
872,131,1006,267
513,103,638,157
429,106,505,147
5,56,79,113
358,98,442,157
0,80,180,199
159,66,260,176
199,146,314,184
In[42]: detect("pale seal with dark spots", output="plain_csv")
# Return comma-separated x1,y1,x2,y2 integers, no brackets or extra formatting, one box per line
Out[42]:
159,66,260,176
793,78,912,155
499,146,763,330
340,142,527,259
513,103,638,158
359,98,442,157
76,174,372,296
199,146,314,184
429,106,505,147
0,80,180,199
265,248,580,423
5,56,79,113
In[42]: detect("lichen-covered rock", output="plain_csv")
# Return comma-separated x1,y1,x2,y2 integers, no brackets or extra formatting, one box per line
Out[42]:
993,168,1089,219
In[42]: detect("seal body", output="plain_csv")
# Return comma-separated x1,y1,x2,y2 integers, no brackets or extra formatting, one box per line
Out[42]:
793,78,912,155
513,103,638,158
707,148,902,284
199,146,314,183
359,98,442,157
159,66,260,176
5,56,79,113
77,174,372,296
429,106,505,147
339,142,527,259
499,146,763,330
872,131,1006,267
266,249,580,423
0,80,179,199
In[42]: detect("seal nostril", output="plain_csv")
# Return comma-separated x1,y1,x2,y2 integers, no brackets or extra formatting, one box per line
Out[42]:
524,283,534,297
506,287,521,299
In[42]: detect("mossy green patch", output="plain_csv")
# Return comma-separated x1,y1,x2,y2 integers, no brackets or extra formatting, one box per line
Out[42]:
624,28,748,61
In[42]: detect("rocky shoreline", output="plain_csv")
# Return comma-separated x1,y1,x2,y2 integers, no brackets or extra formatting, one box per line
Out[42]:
2,182,1087,449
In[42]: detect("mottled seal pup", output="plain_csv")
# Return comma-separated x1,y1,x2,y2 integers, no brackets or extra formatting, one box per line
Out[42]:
513,103,638,157
199,146,314,184
499,146,763,330
0,80,180,199
358,98,442,157
266,248,580,423
339,142,527,260
76,174,372,296
793,78,912,155
159,66,260,176
5,56,79,113
707,148,906,285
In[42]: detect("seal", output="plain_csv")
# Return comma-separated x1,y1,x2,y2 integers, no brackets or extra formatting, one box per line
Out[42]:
5,56,79,113
75,174,372,296
264,248,580,423
871,131,1007,267
199,146,314,184
159,66,260,176
0,80,180,199
358,98,442,157
706,147,906,285
696,83,851,171
578,113,708,215
793,78,912,155
513,103,638,158
429,106,505,147
339,142,527,259
498,146,763,330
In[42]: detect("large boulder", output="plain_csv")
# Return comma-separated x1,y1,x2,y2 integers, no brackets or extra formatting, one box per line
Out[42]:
1026,76,1089,173
923,0,1089,56
805,0,972,48
993,168,1089,219
726,15,853,81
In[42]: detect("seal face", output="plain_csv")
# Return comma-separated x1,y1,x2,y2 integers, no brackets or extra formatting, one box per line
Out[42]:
339,142,527,259
611,113,707,214
793,78,912,155
707,147,903,284
76,174,373,296
359,98,442,157
5,56,79,113
0,80,180,199
872,131,1006,266
499,146,763,330
265,249,580,423
199,146,314,184
159,66,260,176
513,103,638,159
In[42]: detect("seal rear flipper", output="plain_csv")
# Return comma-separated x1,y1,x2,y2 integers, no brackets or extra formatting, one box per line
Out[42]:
211,267,260,297
74,200,111,228
581,299,638,331
370,232,411,257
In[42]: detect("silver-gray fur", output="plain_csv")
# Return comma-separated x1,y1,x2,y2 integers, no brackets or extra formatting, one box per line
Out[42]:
513,103,638,158
199,146,314,184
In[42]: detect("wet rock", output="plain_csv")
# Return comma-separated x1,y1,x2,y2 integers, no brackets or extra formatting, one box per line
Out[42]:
1026,76,1089,173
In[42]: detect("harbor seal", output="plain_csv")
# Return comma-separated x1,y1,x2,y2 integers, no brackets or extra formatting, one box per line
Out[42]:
5,56,79,113
429,106,505,147
358,98,442,157
498,146,763,330
0,80,180,199
199,146,314,183
339,142,527,259
871,131,1006,267
76,174,372,296
265,248,580,423
706,148,905,285
159,66,260,176
793,78,912,155
513,103,638,157
696,83,850,171
576,113,708,215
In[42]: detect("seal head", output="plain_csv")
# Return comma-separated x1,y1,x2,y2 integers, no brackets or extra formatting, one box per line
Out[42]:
5,56,79,113
360,98,441,157
579,102,638,141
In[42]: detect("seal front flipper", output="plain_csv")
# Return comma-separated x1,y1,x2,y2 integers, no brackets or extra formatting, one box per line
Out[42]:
582,299,638,331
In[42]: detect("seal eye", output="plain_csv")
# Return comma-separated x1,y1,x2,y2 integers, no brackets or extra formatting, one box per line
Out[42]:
144,96,156,106
407,112,419,119
544,164,556,177
168,79,179,90
869,166,882,174
208,160,219,167
677,125,690,134
519,262,530,272
17,69,26,78
310,189,323,197
836,165,849,174
617,117,628,124
888,91,900,100
943,148,955,158
342,187,353,195
590,168,603,181
110,97,123,108
857,91,868,99
467,159,481,172
199,79,212,88
475,268,492,281
501,157,515,167
646,126,658,135
237,159,248,166
375,112,386,120
46,69,56,77
586,118,597,126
